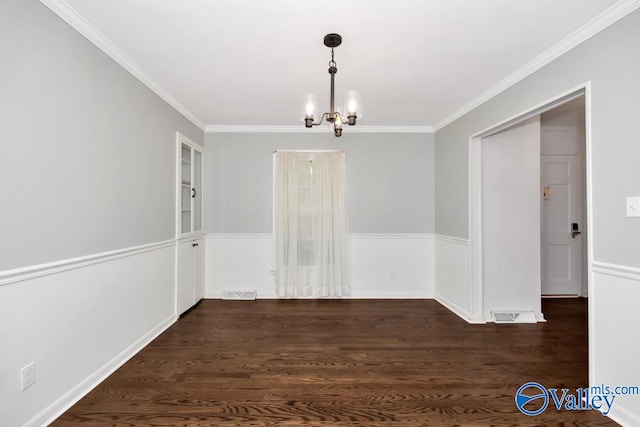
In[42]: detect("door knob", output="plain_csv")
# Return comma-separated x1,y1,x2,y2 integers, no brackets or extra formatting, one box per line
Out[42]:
571,222,581,239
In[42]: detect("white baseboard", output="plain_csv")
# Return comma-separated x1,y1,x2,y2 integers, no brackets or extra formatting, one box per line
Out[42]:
606,401,640,427
435,292,471,322
205,291,432,299
33,314,176,427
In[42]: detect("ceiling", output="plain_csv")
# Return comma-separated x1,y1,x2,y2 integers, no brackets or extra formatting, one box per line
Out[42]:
50,0,624,130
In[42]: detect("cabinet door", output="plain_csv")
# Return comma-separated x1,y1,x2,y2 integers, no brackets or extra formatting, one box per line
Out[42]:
194,238,205,302
180,142,193,235
177,241,195,315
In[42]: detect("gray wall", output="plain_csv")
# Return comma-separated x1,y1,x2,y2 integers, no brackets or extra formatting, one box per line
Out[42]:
205,132,434,234
0,0,203,271
435,9,640,268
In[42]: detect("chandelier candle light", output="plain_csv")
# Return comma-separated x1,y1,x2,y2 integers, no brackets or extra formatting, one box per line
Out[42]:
301,33,362,137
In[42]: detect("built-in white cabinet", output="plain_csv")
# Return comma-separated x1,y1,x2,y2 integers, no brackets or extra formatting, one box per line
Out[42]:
177,238,205,315
176,133,203,236
176,132,205,315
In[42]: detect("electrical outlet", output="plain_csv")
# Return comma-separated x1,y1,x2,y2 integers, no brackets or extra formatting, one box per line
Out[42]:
21,362,35,391
627,196,640,218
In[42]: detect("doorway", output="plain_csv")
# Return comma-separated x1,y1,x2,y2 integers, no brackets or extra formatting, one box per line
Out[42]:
540,97,588,297
468,86,591,323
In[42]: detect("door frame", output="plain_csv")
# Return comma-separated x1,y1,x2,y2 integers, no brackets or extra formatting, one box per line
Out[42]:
467,82,593,323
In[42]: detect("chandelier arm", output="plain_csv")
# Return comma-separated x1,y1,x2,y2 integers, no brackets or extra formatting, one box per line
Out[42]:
309,112,329,127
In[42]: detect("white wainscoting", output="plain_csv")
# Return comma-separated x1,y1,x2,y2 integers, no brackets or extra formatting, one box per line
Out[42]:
433,234,473,322
351,234,434,298
0,241,177,427
205,233,435,299
591,261,640,427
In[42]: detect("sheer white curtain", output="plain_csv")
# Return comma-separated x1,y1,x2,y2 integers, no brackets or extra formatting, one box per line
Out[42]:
273,150,350,298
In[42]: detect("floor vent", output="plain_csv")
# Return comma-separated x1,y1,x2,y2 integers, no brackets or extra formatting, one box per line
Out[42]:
222,289,257,300
491,311,537,324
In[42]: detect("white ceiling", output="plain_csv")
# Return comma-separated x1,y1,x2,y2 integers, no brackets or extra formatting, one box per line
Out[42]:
51,0,625,130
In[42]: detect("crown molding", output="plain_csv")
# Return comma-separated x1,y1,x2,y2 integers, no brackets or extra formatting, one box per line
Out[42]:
39,0,206,131
434,0,640,131
204,125,434,134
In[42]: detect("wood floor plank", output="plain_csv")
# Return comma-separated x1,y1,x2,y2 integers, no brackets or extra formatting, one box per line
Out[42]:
52,299,617,426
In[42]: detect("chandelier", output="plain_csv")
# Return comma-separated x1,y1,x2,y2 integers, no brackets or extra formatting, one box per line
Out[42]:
301,33,363,137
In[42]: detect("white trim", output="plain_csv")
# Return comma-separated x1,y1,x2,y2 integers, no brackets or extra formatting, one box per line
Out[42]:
0,239,176,287
39,0,205,131
344,292,433,298
352,233,433,240
435,292,473,323
272,154,277,271
205,125,434,134
434,0,640,131
31,313,176,427
205,291,433,299
606,403,640,427
206,233,272,240
593,261,640,281
274,150,344,153
434,234,469,246
470,84,587,138
584,83,597,386
177,232,207,242
205,233,435,240
176,132,204,152
469,136,484,323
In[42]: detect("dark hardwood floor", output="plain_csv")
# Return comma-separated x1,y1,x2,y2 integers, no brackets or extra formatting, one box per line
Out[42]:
53,299,617,426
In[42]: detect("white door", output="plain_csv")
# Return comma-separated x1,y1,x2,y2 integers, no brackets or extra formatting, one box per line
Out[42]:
482,116,542,317
194,239,205,302
177,240,195,315
541,154,581,295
